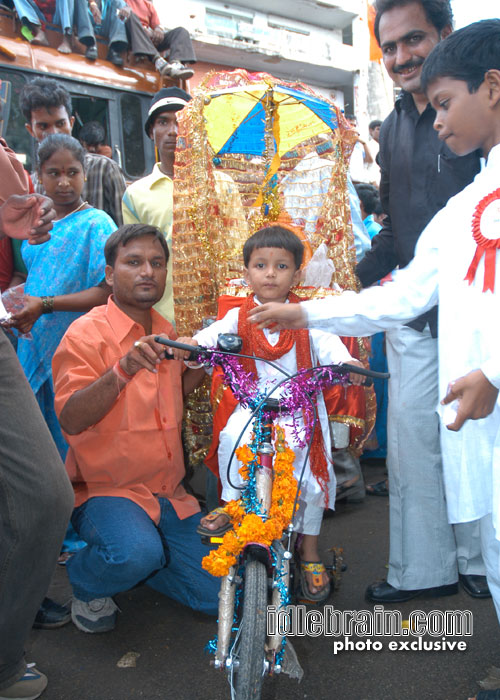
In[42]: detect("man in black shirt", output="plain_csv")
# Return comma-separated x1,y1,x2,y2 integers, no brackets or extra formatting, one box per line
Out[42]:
358,0,488,603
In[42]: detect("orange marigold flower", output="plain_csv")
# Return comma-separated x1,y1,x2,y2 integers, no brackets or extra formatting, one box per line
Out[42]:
222,529,242,555
225,500,244,524
202,550,237,576
201,436,299,577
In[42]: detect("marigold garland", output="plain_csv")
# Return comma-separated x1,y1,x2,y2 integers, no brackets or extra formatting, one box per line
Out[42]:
202,428,298,577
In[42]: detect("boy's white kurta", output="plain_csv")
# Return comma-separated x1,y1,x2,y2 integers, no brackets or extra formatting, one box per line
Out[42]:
194,304,353,507
303,144,500,538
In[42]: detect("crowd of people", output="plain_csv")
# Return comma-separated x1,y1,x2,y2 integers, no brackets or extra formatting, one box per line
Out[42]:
6,0,196,78
0,2,499,700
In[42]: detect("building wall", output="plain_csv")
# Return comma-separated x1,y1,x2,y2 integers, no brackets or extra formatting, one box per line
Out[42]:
153,0,393,134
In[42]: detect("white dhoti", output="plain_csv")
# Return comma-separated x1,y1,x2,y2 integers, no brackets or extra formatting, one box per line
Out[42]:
385,324,485,589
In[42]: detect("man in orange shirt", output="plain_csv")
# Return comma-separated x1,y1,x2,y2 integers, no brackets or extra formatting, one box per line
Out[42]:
52,223,218,634
115,0,196,79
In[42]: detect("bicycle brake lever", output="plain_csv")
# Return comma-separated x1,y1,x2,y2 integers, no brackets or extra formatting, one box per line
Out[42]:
154,336,207,361
338,362,390,380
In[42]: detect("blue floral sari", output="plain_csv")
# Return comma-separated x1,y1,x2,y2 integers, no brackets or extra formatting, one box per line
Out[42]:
17,207,116,459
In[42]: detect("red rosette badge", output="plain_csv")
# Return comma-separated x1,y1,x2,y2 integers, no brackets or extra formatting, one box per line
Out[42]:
466,188,500,293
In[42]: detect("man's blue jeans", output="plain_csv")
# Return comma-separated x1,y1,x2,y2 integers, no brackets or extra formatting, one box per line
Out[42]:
68,496,219,615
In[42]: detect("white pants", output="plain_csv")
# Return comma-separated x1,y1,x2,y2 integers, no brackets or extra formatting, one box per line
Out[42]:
294,500,324,536
218,403,336,510
385,325,485,589
479,513,500,623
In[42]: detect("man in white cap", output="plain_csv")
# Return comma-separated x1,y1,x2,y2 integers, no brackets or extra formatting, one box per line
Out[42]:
122,86,191,323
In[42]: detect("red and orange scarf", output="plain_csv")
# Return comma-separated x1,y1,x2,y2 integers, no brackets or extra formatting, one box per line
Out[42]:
205,293,330,501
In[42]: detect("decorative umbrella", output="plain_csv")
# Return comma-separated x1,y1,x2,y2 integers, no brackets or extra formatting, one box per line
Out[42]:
173,69,357,335
203,82,339,204
204,83,338,156
174,69,374,475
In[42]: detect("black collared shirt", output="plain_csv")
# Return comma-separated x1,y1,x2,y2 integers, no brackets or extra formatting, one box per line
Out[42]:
356,91,481,336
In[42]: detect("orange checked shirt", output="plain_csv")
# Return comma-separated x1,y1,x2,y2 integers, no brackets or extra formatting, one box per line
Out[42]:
52,297,199,524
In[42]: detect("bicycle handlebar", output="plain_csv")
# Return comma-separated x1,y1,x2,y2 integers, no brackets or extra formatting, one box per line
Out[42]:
154,337,212,360
154,335,390,381
155,334,389,499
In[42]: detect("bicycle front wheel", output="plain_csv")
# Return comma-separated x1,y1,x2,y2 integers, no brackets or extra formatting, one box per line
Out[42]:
234,559,268,700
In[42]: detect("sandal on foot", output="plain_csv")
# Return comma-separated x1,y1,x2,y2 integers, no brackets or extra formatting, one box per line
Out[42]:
366,479,389,496
297,561,331,604
336,478,365,504
196,507,232,537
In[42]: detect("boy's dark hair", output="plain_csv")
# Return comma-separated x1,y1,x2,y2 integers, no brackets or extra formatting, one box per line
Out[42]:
243,226,304,270
37,133,85,172
20,77,72,122
79,121,106,147
105,224,170,267
354,183,382,216
374,0,453,45
374,199,384,217
369,119,382,130
422,19,500,93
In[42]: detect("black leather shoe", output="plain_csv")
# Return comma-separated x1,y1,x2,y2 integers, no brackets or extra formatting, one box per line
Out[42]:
365,580,458,603
85,44,98,60
459,573,491,598
106,48,123,67
477,690,500,699
33,597,71,629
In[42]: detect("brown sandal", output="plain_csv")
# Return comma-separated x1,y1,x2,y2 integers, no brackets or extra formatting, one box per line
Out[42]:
297,560,331,604
196,507,232,537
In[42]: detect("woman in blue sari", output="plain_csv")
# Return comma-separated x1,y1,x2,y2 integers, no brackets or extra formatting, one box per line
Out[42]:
12,134,116,459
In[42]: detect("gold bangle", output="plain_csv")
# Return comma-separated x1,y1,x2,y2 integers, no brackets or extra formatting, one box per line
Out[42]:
40,296,54,314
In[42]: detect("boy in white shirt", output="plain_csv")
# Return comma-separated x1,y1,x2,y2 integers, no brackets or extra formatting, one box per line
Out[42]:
177,225,363,603
248,20,500,630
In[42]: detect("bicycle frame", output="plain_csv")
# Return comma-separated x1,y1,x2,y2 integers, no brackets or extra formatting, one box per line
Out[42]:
155,334,389,698
215,411,293,682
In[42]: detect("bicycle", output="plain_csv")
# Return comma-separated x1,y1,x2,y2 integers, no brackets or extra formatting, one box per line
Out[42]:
156,333,389,700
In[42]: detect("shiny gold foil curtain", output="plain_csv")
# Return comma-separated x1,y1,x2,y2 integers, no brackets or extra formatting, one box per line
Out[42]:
172,69,358,337
172,69,374,462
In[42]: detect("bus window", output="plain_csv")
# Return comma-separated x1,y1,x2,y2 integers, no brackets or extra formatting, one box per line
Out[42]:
0,80,11,138
120,93,146,179
72,95,110,145
0,69,34,171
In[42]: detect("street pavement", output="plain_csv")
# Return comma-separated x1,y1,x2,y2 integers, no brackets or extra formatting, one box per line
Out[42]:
28,462,500,700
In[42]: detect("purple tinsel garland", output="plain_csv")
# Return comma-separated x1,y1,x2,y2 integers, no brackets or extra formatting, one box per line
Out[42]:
197,350,349,448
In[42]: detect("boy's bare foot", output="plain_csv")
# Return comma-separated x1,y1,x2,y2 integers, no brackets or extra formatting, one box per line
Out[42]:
31,28,49,46
57,34,72,54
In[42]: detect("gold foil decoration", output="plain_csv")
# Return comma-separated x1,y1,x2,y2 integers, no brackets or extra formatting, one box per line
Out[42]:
173,69,375,469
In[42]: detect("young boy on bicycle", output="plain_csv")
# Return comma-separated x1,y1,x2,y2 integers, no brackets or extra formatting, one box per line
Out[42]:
248,21,500,630
178,225,363,603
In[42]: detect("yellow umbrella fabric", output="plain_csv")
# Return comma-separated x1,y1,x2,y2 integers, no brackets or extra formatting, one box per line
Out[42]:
203,83,338,159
